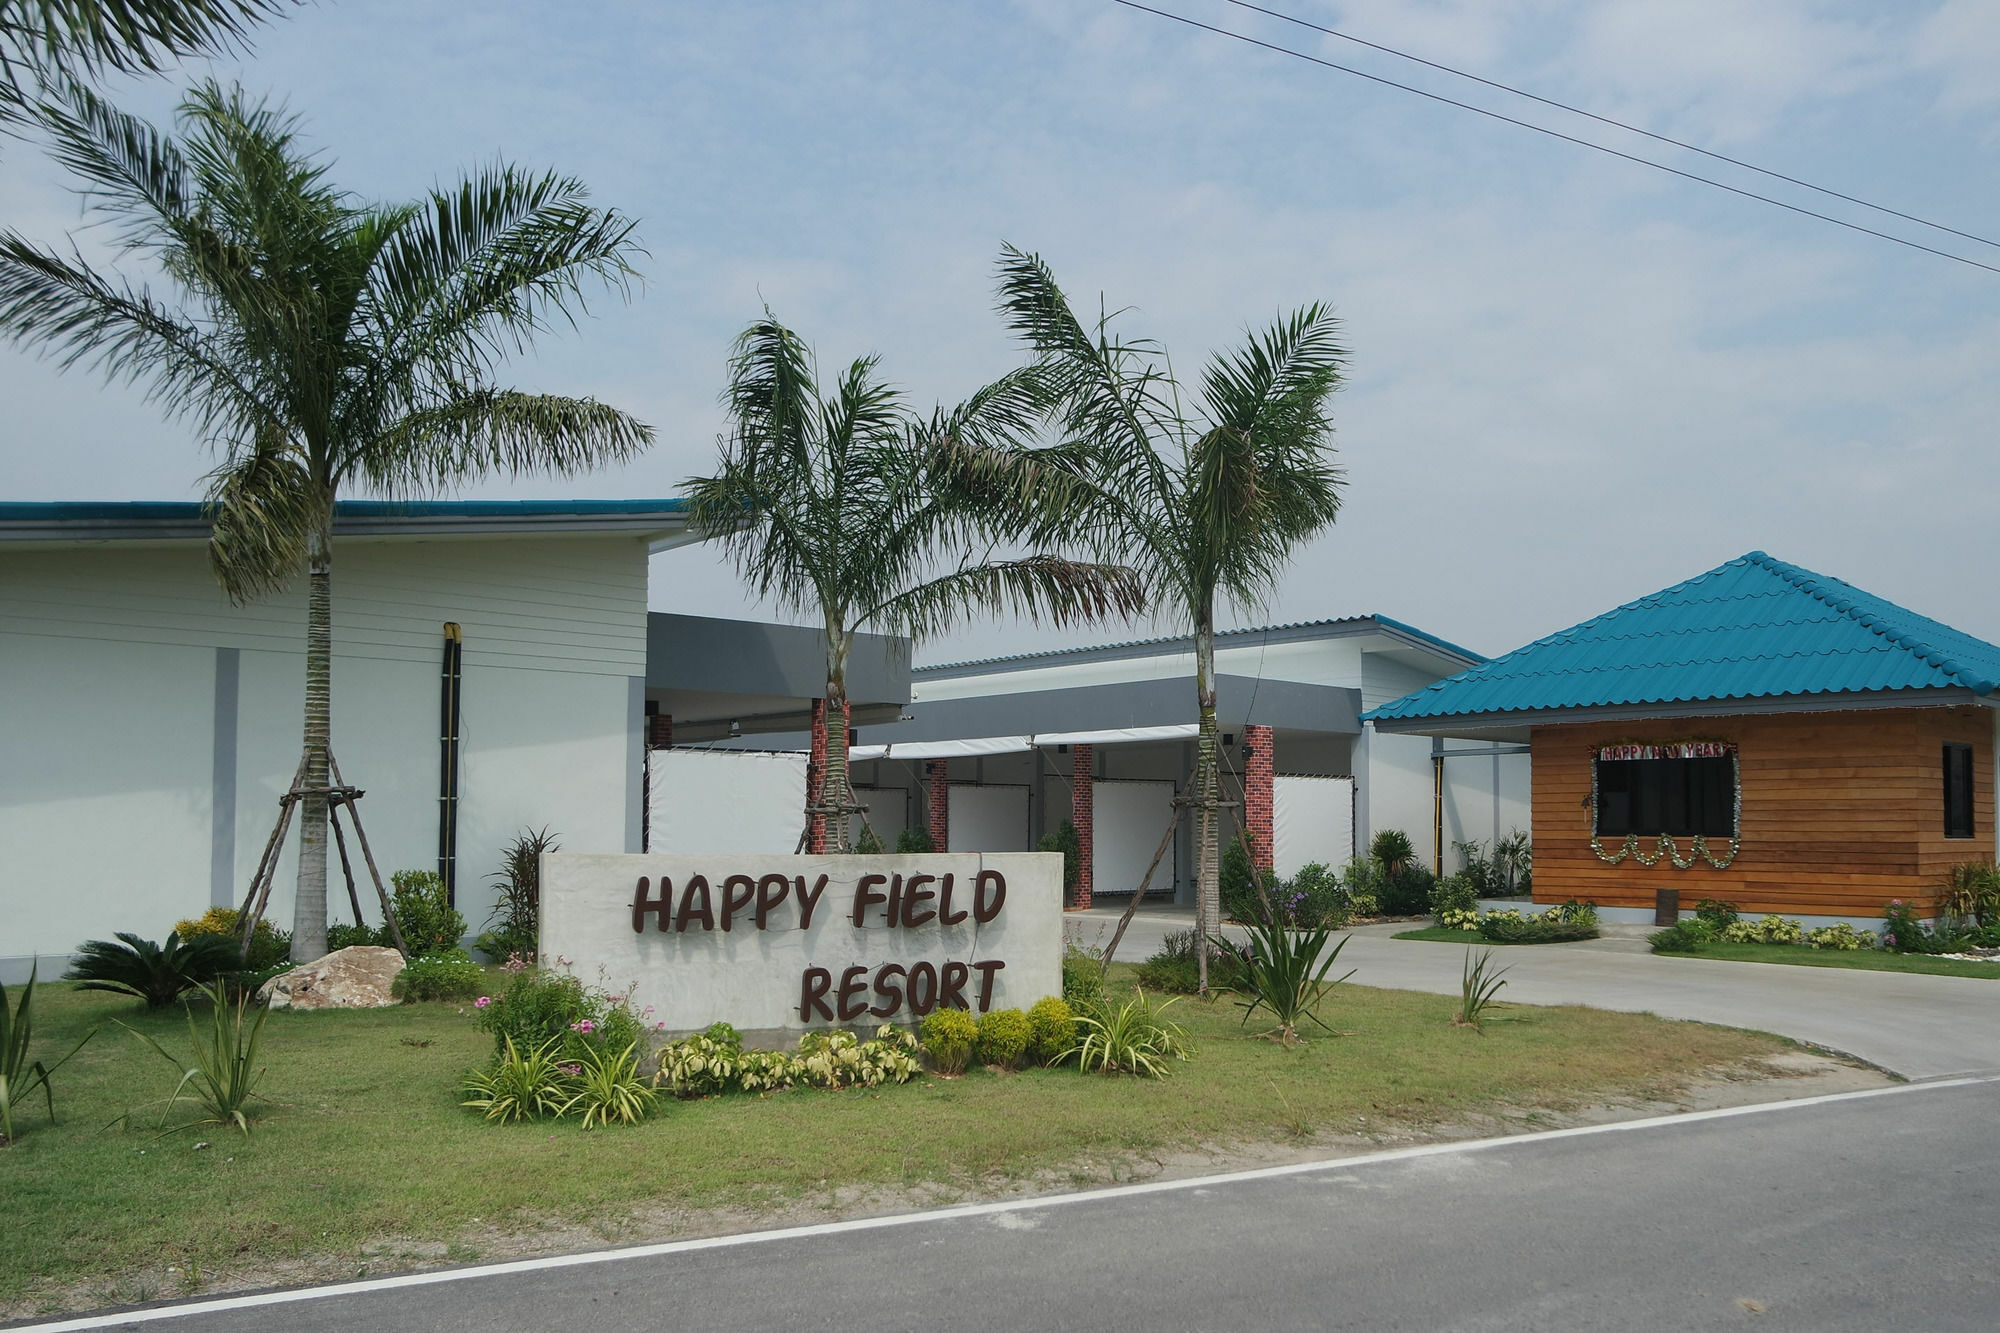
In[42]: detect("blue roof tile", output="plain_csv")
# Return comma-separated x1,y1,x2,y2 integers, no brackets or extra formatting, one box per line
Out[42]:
1365,552,2000,725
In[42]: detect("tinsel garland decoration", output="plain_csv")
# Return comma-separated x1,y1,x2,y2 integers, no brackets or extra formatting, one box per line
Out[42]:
1589,748,1741,870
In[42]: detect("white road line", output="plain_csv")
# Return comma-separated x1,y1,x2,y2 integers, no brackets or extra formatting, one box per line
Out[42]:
18,1072,1998,1333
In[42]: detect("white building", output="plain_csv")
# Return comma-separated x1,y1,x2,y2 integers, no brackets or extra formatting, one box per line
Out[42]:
0,499,695,979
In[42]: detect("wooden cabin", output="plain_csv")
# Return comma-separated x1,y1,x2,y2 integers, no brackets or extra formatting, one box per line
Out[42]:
1366,552,1999,926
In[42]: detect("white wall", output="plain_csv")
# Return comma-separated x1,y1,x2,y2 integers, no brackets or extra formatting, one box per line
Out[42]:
1360,726,1440,870
1,535,647,971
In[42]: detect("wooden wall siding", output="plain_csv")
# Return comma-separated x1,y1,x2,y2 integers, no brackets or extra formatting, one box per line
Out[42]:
1531,707,1994,917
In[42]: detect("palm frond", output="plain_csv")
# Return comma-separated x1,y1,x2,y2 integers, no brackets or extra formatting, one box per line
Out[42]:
204,436,317,602
865,555,1148,643
361,388,653,494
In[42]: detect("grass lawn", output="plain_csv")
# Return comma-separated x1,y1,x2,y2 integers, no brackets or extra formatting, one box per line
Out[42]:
5,966,1792,1313
1392,926,1482,944
1651,941,2000,978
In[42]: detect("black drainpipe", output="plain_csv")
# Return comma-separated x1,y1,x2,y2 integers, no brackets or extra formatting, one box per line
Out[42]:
439,622,463,906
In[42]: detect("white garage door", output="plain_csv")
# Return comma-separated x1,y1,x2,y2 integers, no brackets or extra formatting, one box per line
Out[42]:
649,749,807,854
850,786,909,849
1273,774,1354,877
1092,779,1177,896
947,784,1030,852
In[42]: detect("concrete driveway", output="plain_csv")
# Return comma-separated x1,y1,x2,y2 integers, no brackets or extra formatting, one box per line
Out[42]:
1069,906,2000,1080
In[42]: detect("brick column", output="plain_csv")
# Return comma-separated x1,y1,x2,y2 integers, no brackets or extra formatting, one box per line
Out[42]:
1071,744,1094,908
647,713,673,748
1244,724,1275,872
808,699,828,854
927,759,950,851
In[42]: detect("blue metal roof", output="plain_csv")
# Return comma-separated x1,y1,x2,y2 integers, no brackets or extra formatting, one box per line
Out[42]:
1365,551,2000,726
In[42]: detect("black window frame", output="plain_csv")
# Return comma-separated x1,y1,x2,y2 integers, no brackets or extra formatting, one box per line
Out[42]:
1594,751,1738,840
1944,742,1975,840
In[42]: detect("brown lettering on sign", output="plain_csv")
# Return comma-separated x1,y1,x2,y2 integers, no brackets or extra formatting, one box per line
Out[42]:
971,959,1004,1010
939,960,970,1010
836,965,870,1021
755,874,791,929
870,963,906,1018
852,874,889,927
885,873,905,926
720,875,756,931
795,874,830,929
937,872,966,924
799,967,834,1022
632,876,672,933
973,870,1006,923
902,874,937,927
906,961,938,1016
675,876,714,932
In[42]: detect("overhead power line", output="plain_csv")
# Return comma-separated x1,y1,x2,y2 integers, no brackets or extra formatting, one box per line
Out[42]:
1222,0,2000,255
1108,0,2000,279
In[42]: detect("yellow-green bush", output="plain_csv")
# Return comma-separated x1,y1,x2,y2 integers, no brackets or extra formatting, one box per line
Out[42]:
1027,996,1076,1066
974,1008,1032,1068
173,906,289,971
921,1007,978,1074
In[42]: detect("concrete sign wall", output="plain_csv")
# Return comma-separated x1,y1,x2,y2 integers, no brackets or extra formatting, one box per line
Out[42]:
541,852,1063,1032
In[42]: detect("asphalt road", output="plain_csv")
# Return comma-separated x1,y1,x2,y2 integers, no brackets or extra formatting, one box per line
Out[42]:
1076,909,2000,1079
33,1076,2000,1333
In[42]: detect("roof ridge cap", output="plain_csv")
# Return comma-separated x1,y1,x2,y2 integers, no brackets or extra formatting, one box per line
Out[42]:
1743,551,1991,693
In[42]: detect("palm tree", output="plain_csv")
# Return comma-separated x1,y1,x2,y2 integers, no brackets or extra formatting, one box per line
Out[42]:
1,0,286,143
977,245,1348,989
0,82,651,960
685,315,1146,853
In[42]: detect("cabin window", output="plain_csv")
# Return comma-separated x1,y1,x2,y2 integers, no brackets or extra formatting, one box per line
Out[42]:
1594,755,1736,838
1944,743,1975,839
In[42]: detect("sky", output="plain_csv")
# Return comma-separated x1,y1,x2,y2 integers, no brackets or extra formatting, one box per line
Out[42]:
4,0,1999,666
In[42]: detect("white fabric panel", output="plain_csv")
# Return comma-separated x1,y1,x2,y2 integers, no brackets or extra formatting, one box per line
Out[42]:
649,749,807,854
947,783,1031,852
1091,779,1177,895
1035,724,1198,747
1273,774,1354,877
849,736,1032,761
850,786,909,849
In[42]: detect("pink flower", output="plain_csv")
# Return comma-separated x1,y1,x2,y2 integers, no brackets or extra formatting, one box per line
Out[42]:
572,1019,595,1034
474,996,490,1009
656,1021,667,1030
1891,900,1903,908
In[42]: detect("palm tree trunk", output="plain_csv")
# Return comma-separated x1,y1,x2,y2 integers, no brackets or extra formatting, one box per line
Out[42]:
293,519,333,962
1194,605,1219,993
822,620,855,854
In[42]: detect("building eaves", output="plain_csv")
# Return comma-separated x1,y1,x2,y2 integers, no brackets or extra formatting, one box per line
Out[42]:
0,498,693,548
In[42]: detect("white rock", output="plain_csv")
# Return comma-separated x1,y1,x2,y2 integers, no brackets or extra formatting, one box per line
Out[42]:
257,945,405,1010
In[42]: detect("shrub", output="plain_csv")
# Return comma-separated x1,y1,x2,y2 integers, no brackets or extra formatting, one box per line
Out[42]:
1438,908,1480,931
393,950,486,1002
974,1008,1033,1068
1694,898,1740,930
1376,863,1436,917
854,825,885,854
1806,923,1876,951
1136,930,1251,993
1062,930,1105,1007
1220,836,1262,924
895,826,935,854
1038,820,1083,899
796,1027,922,1088
1477,904,1599,944
1282,862,1350,930
461,1036,573,1124
1721,914,1802,946
2,962,96,1143
1452,840,1493,896
326,922,382,951
1491,829,1533,896
1881,899,1938,954
482,827,554,962
1939,862,2000,932
65,932,236,1008
921,1006,978,1074
1058,992,1193,1077
1430,873,1480,925
475,964,642,1061
1026,996,1076,1066
1649,919,1718,953
121,979,269,1135
1228,916,1354,1044
568,1041,658,1128
390,869,467,957
174,907,291,972
655,1022,745,1097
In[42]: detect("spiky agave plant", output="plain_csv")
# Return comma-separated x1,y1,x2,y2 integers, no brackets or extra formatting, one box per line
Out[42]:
1225,916,1355,1045
65,932,236,1008
120,980,271,1134
1455,948,1511,1031
1,963,97,1143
